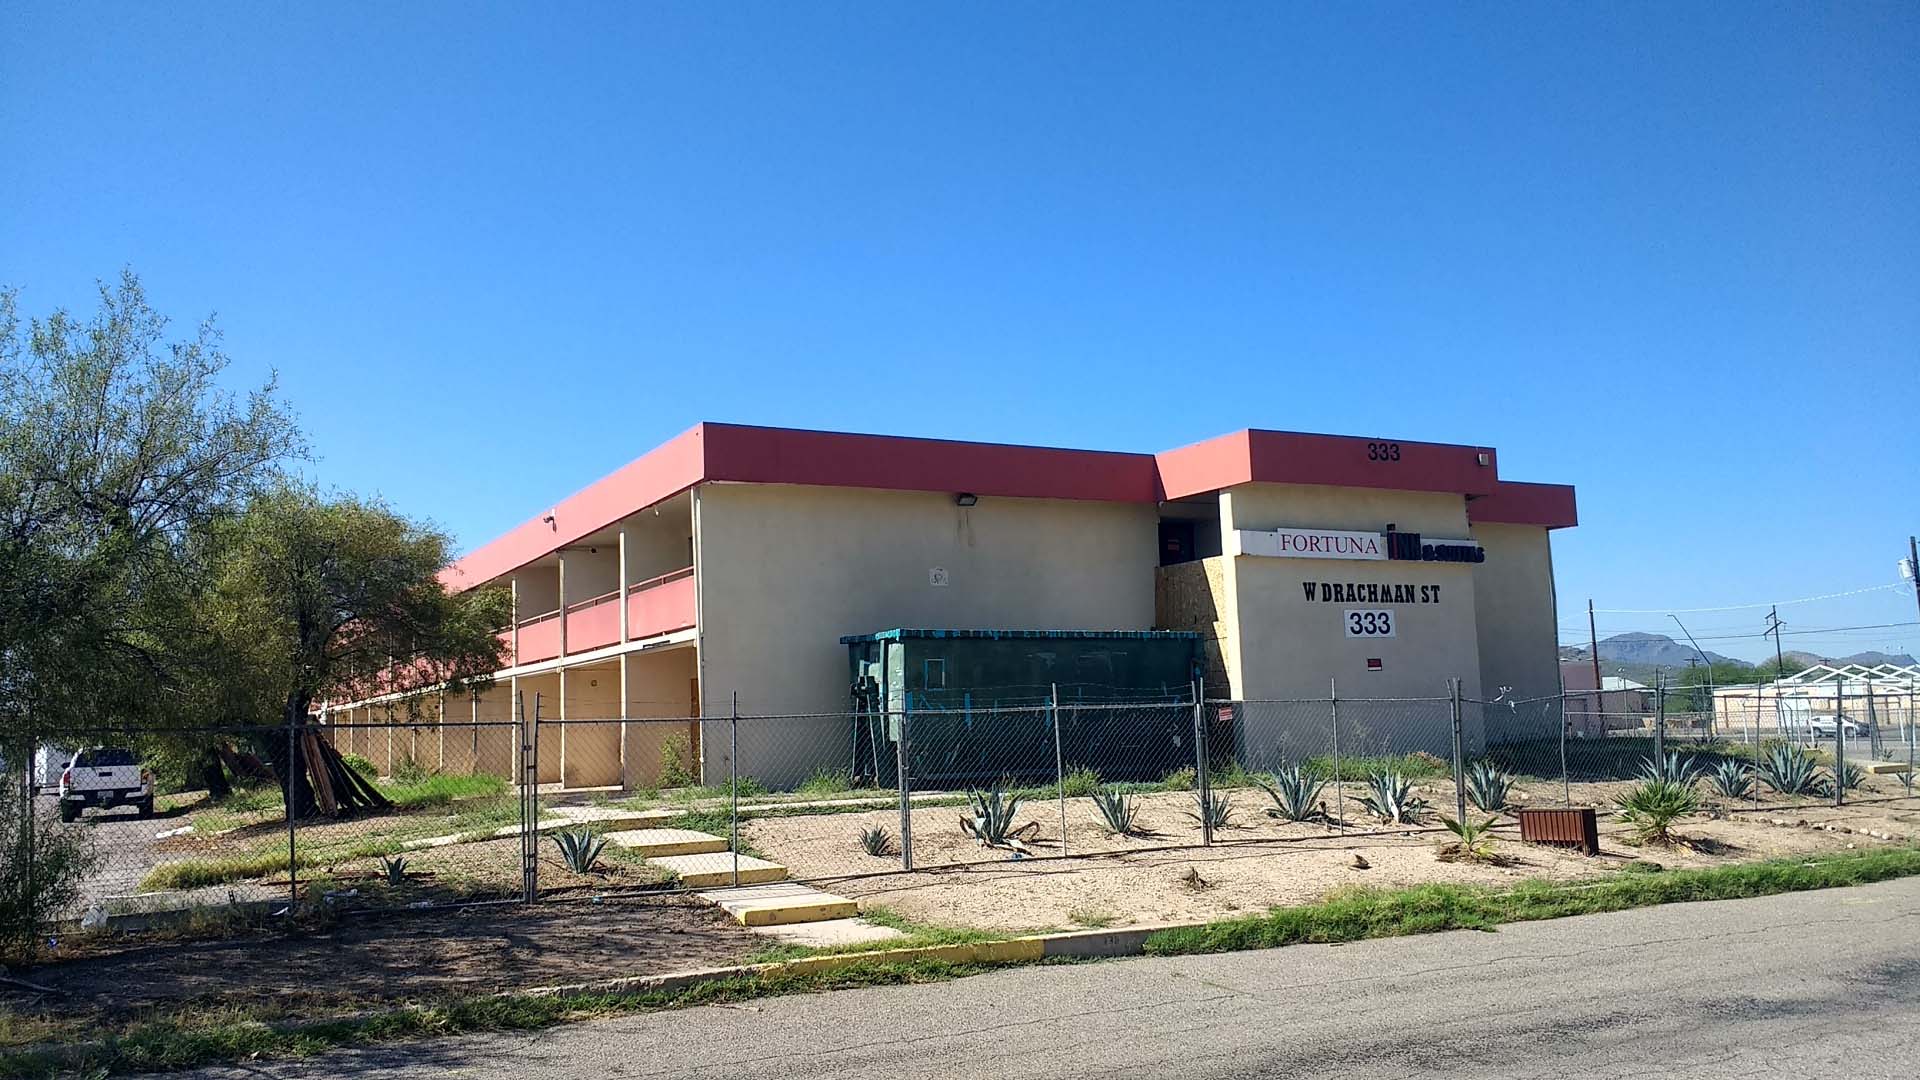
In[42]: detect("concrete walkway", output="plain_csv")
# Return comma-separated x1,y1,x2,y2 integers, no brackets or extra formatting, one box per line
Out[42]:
165,875,1920,1078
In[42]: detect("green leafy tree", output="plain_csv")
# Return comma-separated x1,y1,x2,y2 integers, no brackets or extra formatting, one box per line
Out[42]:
198,487,510,816
0,271,301,756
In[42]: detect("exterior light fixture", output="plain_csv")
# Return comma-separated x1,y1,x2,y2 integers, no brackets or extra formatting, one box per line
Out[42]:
955,493,979,507
1476,453,1491,467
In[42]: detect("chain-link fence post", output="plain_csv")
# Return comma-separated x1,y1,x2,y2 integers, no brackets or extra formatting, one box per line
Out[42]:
895,702,914,871
1448,678,1467,824
286,709,299,914
1329,677,1346,831
522,692,541,904
1654,675,1666,763
1051,683,1067,858
1192,680,1212,846
1866,679,1882,760
729,692,740,888
1834,678,1847,808
1558,692,1572,806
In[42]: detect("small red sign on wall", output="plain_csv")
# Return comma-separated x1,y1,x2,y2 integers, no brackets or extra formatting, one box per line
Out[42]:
1366,658,1383,671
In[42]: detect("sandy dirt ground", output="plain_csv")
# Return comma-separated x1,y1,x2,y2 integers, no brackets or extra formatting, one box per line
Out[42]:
746,783,1920,933
1,895,756,1031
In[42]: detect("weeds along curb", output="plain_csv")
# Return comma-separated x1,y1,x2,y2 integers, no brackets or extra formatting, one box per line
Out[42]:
11,846,1920,1079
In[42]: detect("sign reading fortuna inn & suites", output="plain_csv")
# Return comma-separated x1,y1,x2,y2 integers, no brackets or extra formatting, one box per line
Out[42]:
1228,527,1485,564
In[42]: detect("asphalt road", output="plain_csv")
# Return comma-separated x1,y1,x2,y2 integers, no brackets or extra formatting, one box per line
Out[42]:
173,876,1920,1080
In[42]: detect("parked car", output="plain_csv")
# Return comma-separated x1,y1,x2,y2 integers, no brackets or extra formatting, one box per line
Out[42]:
1805,715,1866,740
57,748,154,822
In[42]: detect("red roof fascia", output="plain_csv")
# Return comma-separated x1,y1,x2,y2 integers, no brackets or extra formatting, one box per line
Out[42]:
700,423,1160,503
1157,429,1500,501
1468,481,1579,529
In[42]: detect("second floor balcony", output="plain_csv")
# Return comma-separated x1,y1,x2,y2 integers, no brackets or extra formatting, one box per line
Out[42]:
504,565,695,665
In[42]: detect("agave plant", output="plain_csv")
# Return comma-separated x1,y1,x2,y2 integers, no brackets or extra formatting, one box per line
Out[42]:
1708,759,1754,799
1464,761,1512,813
1756,743,1826,796
1614,779,1698,846
1437,815,1500,862
1091,786,1141,836
1359,770,1429,824
1255,764,1327,823
1186,789,1236,831
550,828,607,874
1835,762,1866,792
858,825,896,857
380,854,410,887
960,787,1039,850
1637,752,1704,789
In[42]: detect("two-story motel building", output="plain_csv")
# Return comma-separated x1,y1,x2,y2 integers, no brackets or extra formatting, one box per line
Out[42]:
325,423,1577,790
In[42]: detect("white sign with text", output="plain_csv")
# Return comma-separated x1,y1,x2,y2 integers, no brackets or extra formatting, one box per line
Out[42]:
1229,528,1387,561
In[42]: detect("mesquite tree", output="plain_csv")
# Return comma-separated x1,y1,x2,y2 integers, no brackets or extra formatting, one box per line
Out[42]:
201,488,509,816
0,271,301,760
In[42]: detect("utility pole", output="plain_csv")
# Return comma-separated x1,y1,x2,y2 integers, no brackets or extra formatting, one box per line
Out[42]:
1907,536,1920,624
1764,605,1786,678
1587,598,1603,704
1765,605,1788,744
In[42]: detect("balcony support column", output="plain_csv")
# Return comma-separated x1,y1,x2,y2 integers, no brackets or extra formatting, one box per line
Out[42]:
510,576,520,666
556,553,569,658
617,528,630,645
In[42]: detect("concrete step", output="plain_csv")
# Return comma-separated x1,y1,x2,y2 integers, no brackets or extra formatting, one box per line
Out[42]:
493,807,678,838
747,917,905,947
649,851,788,889
603,828,729,857
698,881,860,927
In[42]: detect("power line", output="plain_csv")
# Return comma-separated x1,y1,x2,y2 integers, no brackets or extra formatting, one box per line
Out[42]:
1557,619,1920,647
1590,582,1907,615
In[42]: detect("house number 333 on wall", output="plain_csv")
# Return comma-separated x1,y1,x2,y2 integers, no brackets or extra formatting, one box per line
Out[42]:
1345,609,1396,637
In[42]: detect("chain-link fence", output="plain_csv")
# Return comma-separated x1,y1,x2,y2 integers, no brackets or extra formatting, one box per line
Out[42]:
9,675,1920,946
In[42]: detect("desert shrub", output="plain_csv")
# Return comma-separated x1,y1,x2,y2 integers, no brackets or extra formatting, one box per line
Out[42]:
659,735,696,789
1060,766,1102,798
1157,766,1196,792
1437,815,1501,863
1615,779,1698,846
1,788,102,964
390,755,432,786
798,766,854,796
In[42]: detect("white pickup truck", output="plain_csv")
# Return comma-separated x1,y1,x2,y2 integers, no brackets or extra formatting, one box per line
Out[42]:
58,747,154,822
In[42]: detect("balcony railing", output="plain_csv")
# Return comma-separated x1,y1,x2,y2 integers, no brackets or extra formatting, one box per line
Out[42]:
505,566,696,664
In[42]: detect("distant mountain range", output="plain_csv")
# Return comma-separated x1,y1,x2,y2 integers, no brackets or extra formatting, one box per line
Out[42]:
1558,632,1741,670
1558,632,1916,685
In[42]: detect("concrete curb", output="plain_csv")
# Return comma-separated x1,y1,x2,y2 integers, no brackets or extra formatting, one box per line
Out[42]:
516,920,1205,1000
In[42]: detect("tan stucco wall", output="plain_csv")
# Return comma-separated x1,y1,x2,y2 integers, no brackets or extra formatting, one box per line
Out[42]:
559,663,622,787
622,505,695,583
1216,482,1484,755
1467,522,1562,708
623,644,700,789
694,482,1159,786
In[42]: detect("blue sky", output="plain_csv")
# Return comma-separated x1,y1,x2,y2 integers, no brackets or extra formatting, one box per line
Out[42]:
4,4,1916,663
